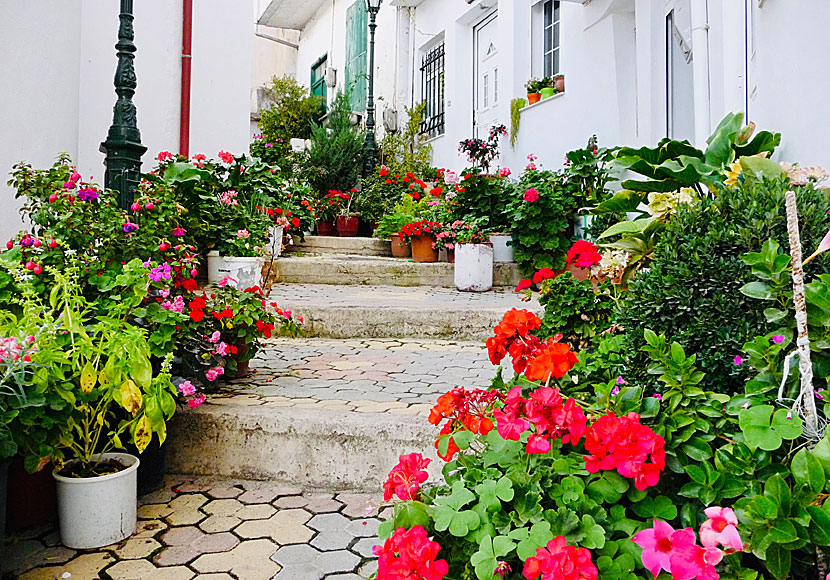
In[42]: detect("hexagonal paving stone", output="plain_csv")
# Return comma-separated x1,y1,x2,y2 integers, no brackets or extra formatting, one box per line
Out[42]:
336,493,380,518
134,518,169,538
163,493,209,526
234,508,313,544
106,558,195,580
161,525,203,546
154,530,239,567
112,537,162,559
273,495,309,509
18,553,115,580
207,486,243,499
199,514,242,533
1,541,76,576
203,498,245,517
191,538,280,580
237,487,289,504
303,494,343,514
237,503,276,520
271,544,360,579
352,537,379,558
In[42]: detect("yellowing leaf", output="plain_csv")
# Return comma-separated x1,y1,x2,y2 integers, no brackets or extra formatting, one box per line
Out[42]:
133,415,152,454
98,369,109,386
80,361,97,394
120,379,143,416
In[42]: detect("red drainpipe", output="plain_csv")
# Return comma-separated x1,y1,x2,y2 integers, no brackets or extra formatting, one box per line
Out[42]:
179,0,193,157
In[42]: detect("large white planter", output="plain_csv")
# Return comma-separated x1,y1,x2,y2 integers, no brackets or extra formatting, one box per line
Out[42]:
455,243,494,292
207,251,264,289
489,234,514,263
53,452,139,549
269,226,284,257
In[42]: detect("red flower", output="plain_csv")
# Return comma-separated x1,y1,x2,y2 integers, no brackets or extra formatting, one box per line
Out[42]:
218,150,234,164
180,278,199,292
583,412,666,490
566,240,603,269
256,320,275,338
515,279,532,292
523,536,598,580
213,308,234,321
292,217,300,228
383,453,430,501
429,387,503,461
373,526,448,580
525,340,578,382
532,268,556,285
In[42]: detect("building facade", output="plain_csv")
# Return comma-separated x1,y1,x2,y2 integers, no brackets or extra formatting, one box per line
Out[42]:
263,0,830,174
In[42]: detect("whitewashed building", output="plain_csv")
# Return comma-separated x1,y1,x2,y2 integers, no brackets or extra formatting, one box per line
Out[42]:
0,0,296,242
260,0,830,173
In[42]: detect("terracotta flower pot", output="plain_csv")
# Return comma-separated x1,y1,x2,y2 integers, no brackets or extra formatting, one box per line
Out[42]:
554,75,565,93
316,220,336,236
527,92,542,105
336,215,360,237
411,235,438,263
390,234,411,258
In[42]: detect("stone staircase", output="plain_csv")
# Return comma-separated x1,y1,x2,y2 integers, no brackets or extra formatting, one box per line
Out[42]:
169,236,533,489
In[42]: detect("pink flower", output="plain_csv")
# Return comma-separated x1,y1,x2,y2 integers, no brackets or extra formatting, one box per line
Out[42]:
208,331,221,343
205,367,225,382
188,393,206,409
236,229,250,239
671,545,723,580
157,151,174,161
700,507,743,552
178,381,197,396
526,163,537,171
772,335,785,344
215,342,230,356
499,168,511,177
632,521,696,580
524,188,540,203
733,355,743,366
218,151,234,164
218,275,237,287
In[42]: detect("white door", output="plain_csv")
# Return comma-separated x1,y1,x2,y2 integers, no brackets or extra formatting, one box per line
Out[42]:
473,13,500,139
666,0,695,140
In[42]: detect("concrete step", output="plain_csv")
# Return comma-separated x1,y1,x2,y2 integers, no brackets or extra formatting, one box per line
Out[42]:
273,255,522,287
290,236,392,257
268,284,541,341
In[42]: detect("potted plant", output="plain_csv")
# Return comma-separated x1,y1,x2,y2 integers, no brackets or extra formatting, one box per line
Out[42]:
315,190,350,236
554,73,565,93
453,223,493,292
457,125,508,175
375,194,424,258
399,220,441,263
336,189,361,237
540,76,556,99
525,77,543,105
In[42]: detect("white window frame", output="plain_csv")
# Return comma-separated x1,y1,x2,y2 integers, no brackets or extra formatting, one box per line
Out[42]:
532,0,561,79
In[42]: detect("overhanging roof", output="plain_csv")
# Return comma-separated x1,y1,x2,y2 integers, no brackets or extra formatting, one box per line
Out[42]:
257,0,329,30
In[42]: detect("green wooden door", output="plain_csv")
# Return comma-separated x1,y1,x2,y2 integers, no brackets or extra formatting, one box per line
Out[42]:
345,0,368,113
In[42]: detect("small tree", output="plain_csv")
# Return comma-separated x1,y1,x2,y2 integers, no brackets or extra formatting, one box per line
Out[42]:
258,76,323,162
304,92,365,196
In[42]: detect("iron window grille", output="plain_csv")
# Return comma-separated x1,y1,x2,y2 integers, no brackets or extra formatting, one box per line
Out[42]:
420,42,445,138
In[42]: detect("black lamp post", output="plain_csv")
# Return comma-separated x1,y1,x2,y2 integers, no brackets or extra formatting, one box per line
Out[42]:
100,0,147,210
362,0,382,176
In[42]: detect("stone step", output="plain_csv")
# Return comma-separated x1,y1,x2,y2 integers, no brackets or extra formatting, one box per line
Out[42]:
273,255,522,287
168,337,510,490
268,284,541,341
290,236,392,256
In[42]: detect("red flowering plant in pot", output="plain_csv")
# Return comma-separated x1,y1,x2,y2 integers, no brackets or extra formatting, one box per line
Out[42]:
315,190,351,235
399,220,442,263
370,306,784,580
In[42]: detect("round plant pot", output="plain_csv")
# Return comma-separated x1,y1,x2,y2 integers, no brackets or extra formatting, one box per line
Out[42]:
336,215,360,237
390,234,411,258
234,338,250,379
454,243,494,292
554,75,565,93
269,226,284,257
316,220,336,236
53,453,139,549
527,92,542,105
207,251,264,289
489,234,515,263
540,87,556,99
410,235,438,263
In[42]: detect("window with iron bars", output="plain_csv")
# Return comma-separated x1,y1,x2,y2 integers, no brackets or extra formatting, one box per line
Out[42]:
420,42,445,138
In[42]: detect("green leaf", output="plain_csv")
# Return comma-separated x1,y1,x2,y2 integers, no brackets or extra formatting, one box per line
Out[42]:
740,281,776,301
765,475,791,516
768,519,798,543
579,515,606,550
631,496,678,521
393,501,431,531
517,521,554,560
813,433,830,480
808,506,830,546
792,449,826,494
598,218,651,239
591,190,647,214
452,429,475,450
739,156,785,183
681,439,712,461
764,543,791,580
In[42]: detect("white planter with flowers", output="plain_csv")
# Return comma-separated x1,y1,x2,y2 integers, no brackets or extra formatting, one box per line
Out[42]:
454,243,494,292
53,452,140,549
207,251,264,289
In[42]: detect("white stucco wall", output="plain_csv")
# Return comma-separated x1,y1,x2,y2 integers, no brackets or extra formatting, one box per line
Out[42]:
295,0,398,133
0,0,254,243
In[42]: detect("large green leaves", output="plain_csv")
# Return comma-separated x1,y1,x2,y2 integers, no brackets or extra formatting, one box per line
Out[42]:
432,481,482,537
738,405,803,451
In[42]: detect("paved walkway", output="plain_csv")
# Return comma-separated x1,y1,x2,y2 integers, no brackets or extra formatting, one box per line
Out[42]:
4,477,385,580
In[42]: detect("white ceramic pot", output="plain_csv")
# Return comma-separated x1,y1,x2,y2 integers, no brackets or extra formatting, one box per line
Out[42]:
489,234,514,263
454,243,494,292
269,226,284,257
53,452,139,549
207,251,264,289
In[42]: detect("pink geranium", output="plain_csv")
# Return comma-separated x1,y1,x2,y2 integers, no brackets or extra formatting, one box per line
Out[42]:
205,366,225,381
524,188,540,203
632,520,695,579
699,507,743,552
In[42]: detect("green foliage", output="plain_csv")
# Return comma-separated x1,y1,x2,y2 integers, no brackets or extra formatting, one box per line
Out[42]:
453,170,513,232
510,98,526,148
258,76,323,163
537,273,614,349
379,103,433,176
373,194,422,240
304,92,365,196
617,176,830,394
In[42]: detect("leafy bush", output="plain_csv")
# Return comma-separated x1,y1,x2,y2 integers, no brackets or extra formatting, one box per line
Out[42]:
304,92,364,196
537,272,614,350
617,176,830,393
258,76,323,164
453,170,512,232
379,103,433,177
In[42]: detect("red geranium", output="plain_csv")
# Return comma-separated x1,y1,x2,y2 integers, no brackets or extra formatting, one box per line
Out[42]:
383,453,430,501
399,220,440,243
373,526,448,580
566,240,602,269
523,536,598,580
532,268,556,285
429,387,504,461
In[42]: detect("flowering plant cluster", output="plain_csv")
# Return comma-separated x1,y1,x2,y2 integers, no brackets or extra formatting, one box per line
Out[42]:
432,220,488,251
316,190,352,222
399,220,441,244
458,125,508,173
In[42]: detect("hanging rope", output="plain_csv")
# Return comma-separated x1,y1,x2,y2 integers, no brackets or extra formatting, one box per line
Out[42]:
783,190,824,443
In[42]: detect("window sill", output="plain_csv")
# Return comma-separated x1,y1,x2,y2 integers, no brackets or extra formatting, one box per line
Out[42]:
419,132,446,145
519,92,565,114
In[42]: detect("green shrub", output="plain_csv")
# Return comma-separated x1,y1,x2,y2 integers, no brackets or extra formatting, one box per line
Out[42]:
304,92,364,196
617,176,830,393
538,272,614,349
258,76,323,164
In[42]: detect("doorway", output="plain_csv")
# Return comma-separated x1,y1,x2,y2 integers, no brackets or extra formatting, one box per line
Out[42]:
473,12,499,139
